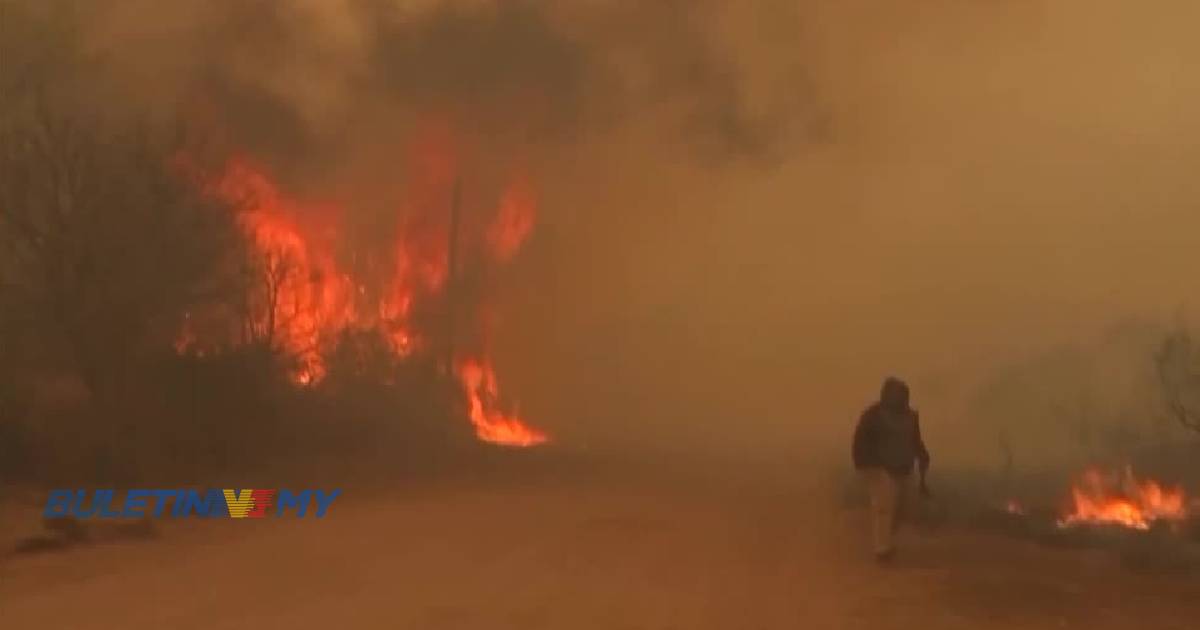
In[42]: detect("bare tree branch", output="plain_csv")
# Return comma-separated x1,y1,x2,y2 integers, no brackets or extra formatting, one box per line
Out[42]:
1155,331,1200,435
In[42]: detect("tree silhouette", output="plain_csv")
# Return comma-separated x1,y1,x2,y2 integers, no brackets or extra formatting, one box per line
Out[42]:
1154,330,1200,435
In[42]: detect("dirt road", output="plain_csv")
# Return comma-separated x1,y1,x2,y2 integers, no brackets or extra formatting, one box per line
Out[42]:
2,462,1197,629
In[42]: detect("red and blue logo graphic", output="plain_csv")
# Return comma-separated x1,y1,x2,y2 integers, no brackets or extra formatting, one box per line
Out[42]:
44,489,341,519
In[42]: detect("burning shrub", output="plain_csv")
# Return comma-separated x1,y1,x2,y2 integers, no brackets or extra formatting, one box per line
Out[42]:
173,143,548,449
0,5,552,487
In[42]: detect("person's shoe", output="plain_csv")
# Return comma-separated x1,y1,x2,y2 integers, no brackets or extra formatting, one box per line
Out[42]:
874,548,896,565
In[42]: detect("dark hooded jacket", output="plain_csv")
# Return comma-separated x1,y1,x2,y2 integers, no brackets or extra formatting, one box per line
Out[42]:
852,378,931,476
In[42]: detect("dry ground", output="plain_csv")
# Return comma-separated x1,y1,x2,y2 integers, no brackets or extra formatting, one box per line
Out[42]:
2,459,1197,629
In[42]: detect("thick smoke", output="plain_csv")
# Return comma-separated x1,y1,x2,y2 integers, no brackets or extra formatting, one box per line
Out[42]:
64,0,825,178
5,0,1200,466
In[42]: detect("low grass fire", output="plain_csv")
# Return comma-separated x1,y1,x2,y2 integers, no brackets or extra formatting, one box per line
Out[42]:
1057,466,1188,531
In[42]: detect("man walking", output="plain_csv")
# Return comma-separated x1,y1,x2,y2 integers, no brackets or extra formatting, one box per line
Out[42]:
852,377,931,563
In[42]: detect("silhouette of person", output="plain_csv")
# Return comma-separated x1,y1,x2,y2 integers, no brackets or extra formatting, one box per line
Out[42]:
852,377,931,563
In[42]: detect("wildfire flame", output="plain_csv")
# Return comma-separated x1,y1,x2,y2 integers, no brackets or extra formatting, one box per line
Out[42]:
175,140,549,448
487,175,537,262
458,357,548,447
1058,466,1188,530
211,158,361,384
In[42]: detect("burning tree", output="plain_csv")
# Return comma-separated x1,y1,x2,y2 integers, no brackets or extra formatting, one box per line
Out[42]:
174,144,548,447
0,1,549,484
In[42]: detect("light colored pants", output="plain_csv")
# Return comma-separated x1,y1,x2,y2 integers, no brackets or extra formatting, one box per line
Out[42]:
862,468,911,555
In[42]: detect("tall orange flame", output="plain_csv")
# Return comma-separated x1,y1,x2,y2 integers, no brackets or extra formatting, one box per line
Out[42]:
458,357,548,447
176,138,549,447
488,175,537,262
213,158,356,384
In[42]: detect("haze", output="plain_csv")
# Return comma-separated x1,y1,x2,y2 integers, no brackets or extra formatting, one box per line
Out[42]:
6,2,1200,628
5,0,1200,464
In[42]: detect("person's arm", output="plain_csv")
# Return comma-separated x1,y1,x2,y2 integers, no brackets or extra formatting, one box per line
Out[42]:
913,411,931,495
